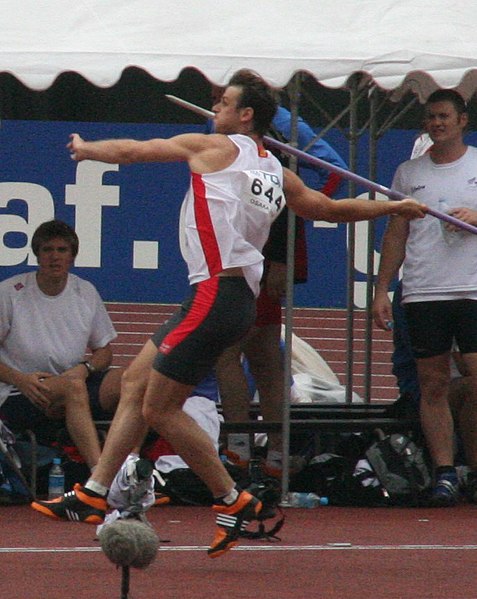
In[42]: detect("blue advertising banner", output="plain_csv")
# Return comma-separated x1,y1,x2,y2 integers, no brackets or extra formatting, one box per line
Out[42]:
0,120,452,307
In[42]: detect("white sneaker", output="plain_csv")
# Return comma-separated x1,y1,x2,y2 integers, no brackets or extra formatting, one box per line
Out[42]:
107,454,155,514
95,507,152,537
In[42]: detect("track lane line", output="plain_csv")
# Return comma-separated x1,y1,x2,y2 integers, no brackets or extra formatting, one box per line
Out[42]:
2,543,477,554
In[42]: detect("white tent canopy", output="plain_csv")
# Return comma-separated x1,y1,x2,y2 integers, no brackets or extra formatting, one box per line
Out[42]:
4,0,477,100
4,0,477,407
3,0,476,441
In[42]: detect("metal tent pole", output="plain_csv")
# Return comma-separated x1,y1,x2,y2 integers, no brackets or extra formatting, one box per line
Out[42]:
363,86,379,403
281,73,300,501
344,77,359,404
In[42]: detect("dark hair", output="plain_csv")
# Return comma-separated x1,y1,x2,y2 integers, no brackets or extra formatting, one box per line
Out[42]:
426,89,467,115
31,220,79,258
228,69,278,136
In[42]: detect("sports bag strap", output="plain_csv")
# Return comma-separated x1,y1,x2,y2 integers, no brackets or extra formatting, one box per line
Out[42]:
240,507,285,541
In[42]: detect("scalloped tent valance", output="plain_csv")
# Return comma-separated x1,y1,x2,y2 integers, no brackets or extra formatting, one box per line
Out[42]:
4,0,477,101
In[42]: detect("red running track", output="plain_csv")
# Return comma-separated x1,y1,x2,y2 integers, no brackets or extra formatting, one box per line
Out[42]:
106,303,399,403
2,502,477,598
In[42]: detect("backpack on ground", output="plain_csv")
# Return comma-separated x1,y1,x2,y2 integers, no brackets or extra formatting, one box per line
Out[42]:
294,430,432,507
154,467,214,506
363,431,432,506
0,421,31,504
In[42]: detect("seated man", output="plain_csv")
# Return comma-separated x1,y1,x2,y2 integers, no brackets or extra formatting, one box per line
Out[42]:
0,220,120,471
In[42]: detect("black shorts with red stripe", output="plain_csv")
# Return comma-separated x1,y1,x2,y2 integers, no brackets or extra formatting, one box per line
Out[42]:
151,276,256,385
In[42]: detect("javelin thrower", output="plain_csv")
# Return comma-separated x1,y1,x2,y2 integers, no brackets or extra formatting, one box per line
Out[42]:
32,69,426,558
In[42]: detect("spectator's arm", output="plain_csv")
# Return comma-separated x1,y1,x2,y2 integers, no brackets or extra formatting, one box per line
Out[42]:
62,343,113,379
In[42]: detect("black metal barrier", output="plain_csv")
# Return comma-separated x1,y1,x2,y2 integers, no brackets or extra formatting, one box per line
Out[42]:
219,403,420,434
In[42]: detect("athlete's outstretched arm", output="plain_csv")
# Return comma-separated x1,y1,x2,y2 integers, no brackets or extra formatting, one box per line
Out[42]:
283,168,427,222
68,133,218,164
67,133,239,174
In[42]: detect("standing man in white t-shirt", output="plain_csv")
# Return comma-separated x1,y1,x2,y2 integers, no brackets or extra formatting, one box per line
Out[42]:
373,89,477,506
0,220,120,470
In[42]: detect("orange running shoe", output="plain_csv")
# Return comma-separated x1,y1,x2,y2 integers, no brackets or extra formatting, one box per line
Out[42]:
154,492,171,506
208,490,262,558
31,483,106,524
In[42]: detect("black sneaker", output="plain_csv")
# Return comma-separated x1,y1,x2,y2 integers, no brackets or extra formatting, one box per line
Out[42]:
31,483,106,524
208,490,262,558
429,472,460,507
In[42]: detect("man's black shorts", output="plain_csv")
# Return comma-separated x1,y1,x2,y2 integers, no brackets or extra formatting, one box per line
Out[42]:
404,299,477,359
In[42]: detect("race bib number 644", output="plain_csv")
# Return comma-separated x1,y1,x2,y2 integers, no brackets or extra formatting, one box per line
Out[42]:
242,169,285,217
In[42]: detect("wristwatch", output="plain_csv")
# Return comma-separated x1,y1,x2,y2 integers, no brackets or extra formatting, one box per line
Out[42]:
80,360,96,376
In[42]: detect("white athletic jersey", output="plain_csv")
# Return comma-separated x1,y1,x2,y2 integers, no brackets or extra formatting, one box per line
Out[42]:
0,271,117,406
392,146,477,302
179,134,285,296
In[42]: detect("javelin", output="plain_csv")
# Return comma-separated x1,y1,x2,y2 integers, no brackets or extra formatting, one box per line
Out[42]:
165,94,477,235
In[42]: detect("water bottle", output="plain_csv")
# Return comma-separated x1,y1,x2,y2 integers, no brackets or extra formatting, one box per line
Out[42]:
438,198,459,245
48,457,65,499
286,492,329,508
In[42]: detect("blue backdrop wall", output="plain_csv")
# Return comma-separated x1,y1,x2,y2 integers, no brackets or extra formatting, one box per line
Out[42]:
1,121,473,307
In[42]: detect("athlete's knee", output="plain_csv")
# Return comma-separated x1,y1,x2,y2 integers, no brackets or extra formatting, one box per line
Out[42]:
142,402,156,427
142,401,170,433
142,382,189,432
121,363,149,398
